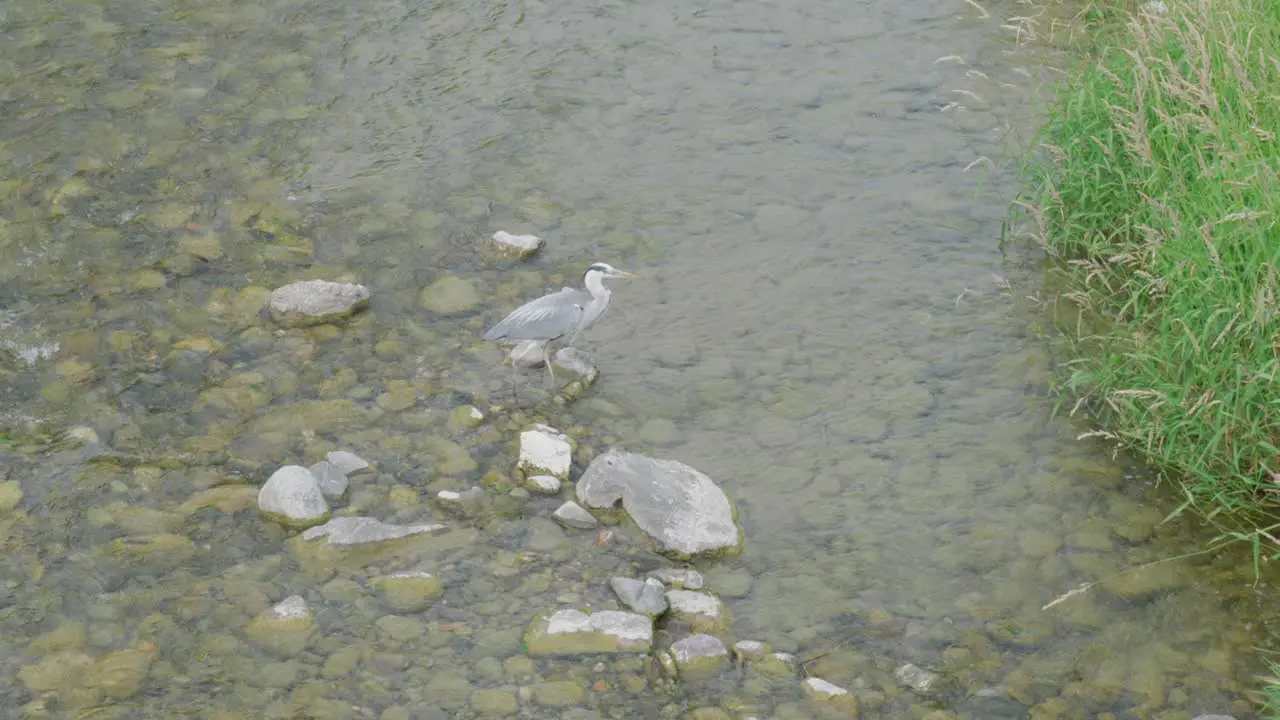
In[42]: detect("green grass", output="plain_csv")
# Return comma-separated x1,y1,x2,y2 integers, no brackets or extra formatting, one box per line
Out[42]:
1017,2,1280,705
1019,0,1280,528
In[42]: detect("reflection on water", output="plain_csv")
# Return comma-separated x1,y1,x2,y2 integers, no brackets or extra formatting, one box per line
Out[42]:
0,0,1271,716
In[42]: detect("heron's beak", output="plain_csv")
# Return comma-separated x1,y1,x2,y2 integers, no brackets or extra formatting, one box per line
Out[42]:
612,270,638,279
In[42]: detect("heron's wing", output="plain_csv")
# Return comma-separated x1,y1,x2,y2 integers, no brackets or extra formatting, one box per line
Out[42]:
483,288,589,342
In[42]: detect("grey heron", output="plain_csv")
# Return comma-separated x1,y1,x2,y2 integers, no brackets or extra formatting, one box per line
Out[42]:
484,262,637,391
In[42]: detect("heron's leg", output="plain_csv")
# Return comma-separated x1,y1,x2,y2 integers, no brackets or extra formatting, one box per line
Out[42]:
543,341,556,385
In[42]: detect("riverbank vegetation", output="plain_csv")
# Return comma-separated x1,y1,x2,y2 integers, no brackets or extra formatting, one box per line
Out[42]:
1016,0,1280,707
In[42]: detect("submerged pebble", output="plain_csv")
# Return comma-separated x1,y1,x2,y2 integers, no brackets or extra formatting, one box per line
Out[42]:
484,230,544,259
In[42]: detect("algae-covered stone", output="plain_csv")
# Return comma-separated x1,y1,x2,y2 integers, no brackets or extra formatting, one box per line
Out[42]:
471,687,519,716
667,634,730,681
245,595,314,656
802,677,859,717
447,404,485,432
577,450,742,559
108,533,196,567
424,670,473,710
732,640,772,665
523,608,653,656
269,279,370,327
518,424,572,479
179,485,259,515
749,652,799,678
375,614,426,641
372,571,442,612
532,680,585,707
375,381,418,411
19,650,94,694
89,645,155,698
508,340,546,369
552,347,599,399
423,436,479,475
418,276,480,315
258,465,330,529
180,233,223,260
0,480,23,511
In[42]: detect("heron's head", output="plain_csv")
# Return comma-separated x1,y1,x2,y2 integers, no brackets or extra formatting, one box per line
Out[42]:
586,262,637,280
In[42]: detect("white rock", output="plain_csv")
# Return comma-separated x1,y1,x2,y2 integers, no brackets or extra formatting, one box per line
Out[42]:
552,501,598,530
508,340,547,369
1140,0,1167,14
307,460,349,500
526,475,562,494
667,634,730,680
666,589,728,632
485,230,544,259
271,595,310,619
610,577,668,616
518,424,573,479
258,465,330,528
299,516,448,545
552,347,599,385
268,279,370,328
576,450,742,558
803,677,850,698
325,450,370,475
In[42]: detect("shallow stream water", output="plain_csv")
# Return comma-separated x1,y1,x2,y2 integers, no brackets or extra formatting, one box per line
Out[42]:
0,0,1275,717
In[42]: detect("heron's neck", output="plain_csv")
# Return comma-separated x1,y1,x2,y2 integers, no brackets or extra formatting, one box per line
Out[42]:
584,270,610,300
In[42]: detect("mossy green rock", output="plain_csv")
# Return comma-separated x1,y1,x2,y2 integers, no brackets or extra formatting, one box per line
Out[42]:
423,436,478,475
802,677,859,718
107,533,196,567
89,646,155,698
532,681,585,707
424,670,473,710
372,571,442,612
0,481,23,511
250,399,370,436
471,688,519,717
448,404,485,432
19,650,94,693
418,276,480,315
245,596,315,656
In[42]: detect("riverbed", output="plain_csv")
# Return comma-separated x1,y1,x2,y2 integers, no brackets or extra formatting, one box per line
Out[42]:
0,0,1270,717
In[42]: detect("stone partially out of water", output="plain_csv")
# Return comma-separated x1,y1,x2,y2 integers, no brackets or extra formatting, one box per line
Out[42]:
576,450,742,559
258,465,330,529
245,595,315,656
610,577,668,617
300,516,448,545
526,475,562,494
552,347,600,400
666,634,730,681
307,461,349,500
802,677,859,717
268,279,370,328
552,501,599,530
325,450,370,475
523,608,653,656
484,230,544,259
518,424,573,479
666,590,729,633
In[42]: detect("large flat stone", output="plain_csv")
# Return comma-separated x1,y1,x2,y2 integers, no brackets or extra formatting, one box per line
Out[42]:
576,450,742,559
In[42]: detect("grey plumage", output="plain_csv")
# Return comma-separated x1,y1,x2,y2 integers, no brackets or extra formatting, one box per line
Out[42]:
484,262,636,392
